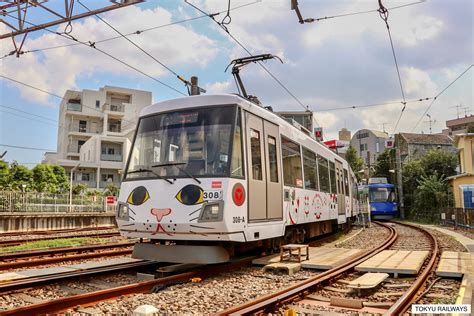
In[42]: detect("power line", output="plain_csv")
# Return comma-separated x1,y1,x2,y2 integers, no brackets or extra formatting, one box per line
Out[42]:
311,0,426,22
77,0,193,91
315,97,433,112
376,0,407,134
0,104,58,122
4,13,187,97
185,0,322,128
0,1,259,60
0,74,135,130
0,144,56,152
0,109,59,128
411,64,473,132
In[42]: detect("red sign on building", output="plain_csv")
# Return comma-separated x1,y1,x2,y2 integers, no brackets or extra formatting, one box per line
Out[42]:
106,196,116,204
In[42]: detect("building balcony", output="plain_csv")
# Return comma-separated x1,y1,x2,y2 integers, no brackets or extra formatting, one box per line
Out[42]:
69,126,101,134
74,180,97,188
103,103,125,114
100,181,120,188
101,153,123,162
67,144,80,154
66,102,82,112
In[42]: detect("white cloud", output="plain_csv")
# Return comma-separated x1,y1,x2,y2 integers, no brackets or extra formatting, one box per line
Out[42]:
402,67,438,97
205,80,233,93
0,5,218,105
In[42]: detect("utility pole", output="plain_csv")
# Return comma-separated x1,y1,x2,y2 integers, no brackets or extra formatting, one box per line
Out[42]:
396,146,405,219
426,114,433,134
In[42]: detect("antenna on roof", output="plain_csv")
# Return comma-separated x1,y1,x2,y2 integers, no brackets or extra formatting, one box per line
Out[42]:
449,104,463,119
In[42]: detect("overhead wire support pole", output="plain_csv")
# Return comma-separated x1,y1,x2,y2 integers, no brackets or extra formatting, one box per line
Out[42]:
290,0,315,24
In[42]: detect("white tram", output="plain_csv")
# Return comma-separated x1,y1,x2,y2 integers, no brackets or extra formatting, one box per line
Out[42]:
117,94,360,263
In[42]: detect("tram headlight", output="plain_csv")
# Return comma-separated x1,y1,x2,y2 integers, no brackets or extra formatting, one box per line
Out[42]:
117,203,129,220
198,201,224,222
371,206,376,212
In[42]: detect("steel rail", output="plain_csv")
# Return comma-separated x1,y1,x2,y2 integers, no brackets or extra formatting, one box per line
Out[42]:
385,221,439,315
0,226,117,237
0,248,133,270
0,232,120,247
0,257,255,315
0,242,134,260
218,221,397,315
0,260,156,293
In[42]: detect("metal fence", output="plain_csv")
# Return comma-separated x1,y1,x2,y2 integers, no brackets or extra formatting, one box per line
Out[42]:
414,207,474,230
0,191,115,213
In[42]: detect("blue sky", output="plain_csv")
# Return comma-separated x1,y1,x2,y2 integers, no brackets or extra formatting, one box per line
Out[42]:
0,0,472,167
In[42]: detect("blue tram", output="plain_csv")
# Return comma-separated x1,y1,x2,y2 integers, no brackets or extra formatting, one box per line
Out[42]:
368,183,398,219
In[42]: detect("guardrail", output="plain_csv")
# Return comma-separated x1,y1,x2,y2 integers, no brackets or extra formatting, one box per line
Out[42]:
414,207,473,230
0,191,114,213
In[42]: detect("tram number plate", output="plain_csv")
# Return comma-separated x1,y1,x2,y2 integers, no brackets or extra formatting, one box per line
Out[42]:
233,216,245,223
204,190,223,200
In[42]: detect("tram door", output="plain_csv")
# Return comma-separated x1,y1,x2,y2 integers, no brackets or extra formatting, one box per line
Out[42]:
335,160,346,223
245,112,283,222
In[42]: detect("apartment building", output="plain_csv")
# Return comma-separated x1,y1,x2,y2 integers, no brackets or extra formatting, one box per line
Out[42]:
350,129,389,165
442,115,474,136
43,86,152,189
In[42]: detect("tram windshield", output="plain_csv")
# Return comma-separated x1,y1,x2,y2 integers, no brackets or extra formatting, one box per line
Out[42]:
125,105,243,180
369,186,396,203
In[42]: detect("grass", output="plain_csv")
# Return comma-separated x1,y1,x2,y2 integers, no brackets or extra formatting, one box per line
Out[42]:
0,237,108,253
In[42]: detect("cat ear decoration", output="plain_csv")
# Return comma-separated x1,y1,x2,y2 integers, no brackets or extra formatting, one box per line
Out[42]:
127,186,150,206
176,184,204,205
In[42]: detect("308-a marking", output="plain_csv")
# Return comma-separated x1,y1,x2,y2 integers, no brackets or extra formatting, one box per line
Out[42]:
232,216,245,223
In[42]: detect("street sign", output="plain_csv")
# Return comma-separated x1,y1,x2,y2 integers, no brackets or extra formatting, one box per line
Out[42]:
106,196,116,204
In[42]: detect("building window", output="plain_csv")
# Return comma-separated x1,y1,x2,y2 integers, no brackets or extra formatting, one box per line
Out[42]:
78,140,85,152
101,174,114,182
81,173,90,181
360,144,364,152
96,100,100,108
302,147,318,190
282,137,303,187
376,142,380,153
79,120,87,133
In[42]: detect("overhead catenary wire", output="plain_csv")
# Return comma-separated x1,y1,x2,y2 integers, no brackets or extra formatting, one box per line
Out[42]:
411,64,473,132
185,0,323,129
315,97,433,112
78,0,200,91
0,1,260,60
4,13,187,97
0,104,58,122
310,0,426,22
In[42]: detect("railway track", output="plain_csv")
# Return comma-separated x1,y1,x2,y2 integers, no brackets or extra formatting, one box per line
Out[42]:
0,242,135,270
0,226,117,238
217,221,398,315
0,231,120,247
0,257,254,315
219,221,440,315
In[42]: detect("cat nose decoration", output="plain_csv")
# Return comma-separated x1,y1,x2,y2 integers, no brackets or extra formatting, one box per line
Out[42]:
151,208,171,222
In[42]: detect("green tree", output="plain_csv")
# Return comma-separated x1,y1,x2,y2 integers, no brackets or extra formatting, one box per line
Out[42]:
373,148,395,182
466,123,474,133
345,146,364,181
104,183,119,196
32,164,57,193
72,183,88,195
52,165,70,193
9,162,33,191
419,149,457,179
0,161,10,190
414,174,448,222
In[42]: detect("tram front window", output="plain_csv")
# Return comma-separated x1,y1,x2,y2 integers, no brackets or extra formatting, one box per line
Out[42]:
369,187,396,203
126,106,239,179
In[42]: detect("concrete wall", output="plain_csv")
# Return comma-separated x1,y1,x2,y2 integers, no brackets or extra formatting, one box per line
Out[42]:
452,176,474,208
0,213,116,232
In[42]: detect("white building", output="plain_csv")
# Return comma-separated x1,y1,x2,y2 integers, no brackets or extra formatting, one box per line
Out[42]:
43,86,152,189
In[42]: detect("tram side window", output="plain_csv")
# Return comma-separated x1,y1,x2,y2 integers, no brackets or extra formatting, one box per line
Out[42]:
268,136,279,182
230,110,243,177
250,129,263,180
329,161,337,193
282,137,303,188
317,156,330,192
302,147,318,190
344,169,350,196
